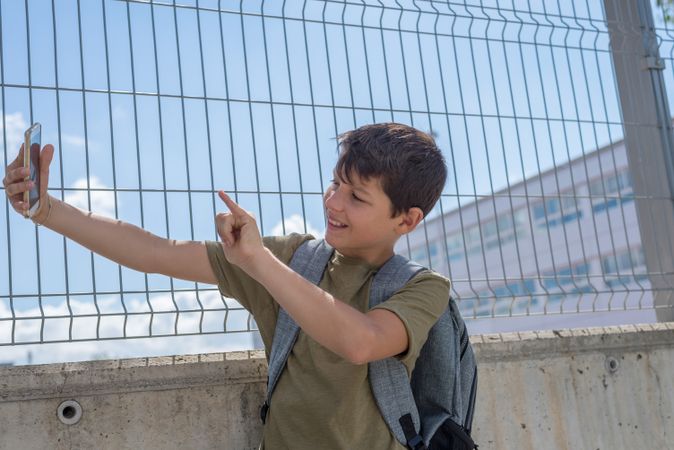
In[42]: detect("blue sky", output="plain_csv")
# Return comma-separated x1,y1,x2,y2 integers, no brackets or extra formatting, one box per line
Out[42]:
1,0,669,364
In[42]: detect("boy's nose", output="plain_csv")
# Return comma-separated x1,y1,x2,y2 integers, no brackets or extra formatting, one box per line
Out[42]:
324,188,344,211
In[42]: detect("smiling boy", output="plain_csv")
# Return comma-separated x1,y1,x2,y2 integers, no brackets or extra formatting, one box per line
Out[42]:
3,122,449,449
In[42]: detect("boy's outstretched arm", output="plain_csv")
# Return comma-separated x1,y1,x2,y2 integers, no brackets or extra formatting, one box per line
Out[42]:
216,191,408,365
3,144,217,285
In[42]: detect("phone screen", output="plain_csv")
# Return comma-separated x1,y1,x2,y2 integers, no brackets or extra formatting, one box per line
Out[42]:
26,124,41,210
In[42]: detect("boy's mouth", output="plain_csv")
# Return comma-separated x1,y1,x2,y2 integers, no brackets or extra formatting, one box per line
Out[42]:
327,218,348,229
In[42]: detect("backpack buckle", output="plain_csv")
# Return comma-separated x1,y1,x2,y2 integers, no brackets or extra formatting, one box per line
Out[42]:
399,413,426,450
407,434,426,450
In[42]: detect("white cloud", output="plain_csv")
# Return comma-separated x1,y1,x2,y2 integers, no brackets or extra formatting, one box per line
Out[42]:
0,111,28,162
271,214,323,237
61,133,87,149
0,290,258,365
64,176,117,218
112,105,129,123
0,113,91,160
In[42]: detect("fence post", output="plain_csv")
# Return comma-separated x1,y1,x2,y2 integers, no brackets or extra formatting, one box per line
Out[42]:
604,0,674,321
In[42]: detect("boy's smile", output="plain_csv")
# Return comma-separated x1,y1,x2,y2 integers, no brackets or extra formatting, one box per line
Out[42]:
323,170,422,266
326,215,347,229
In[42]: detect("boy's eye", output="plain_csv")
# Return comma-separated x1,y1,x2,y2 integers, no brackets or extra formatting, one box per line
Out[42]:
351,193,363,202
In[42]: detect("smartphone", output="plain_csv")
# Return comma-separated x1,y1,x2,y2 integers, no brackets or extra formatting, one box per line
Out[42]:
23,123,41,218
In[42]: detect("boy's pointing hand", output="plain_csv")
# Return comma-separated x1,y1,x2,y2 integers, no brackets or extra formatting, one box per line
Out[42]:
216,191,265,273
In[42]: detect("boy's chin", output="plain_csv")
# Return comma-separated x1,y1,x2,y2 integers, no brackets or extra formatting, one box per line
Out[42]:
324,231,347,251
324,233,337,248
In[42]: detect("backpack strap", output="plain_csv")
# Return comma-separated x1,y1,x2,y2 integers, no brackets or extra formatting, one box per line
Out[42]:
261,238,334,423
368,254,427,449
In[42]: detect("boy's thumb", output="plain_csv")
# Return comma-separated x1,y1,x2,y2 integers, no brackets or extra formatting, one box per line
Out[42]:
39,145,54,193
41,145,54,166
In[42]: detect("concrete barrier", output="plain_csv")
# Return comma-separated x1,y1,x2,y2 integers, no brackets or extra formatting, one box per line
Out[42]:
1,323,672,449
0,352,267,450
472,323,673,449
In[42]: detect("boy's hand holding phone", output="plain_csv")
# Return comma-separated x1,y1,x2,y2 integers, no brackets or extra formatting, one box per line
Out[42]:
3,124,54,224
215,191,267,274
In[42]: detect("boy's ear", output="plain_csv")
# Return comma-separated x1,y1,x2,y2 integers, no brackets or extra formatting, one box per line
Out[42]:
396,207,424,234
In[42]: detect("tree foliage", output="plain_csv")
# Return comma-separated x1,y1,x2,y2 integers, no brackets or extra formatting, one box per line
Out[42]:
658,0,674,23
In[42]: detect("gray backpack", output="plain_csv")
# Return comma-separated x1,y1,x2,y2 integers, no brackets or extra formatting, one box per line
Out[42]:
260,239,478,450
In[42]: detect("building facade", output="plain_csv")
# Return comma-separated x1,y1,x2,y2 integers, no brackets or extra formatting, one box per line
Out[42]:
398,140,655,333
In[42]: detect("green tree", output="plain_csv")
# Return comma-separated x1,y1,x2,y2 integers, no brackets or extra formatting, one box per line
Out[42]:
658,0,674,23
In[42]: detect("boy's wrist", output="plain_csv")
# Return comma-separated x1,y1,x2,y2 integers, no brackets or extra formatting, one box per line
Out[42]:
31,194,54,226
243,247,276,280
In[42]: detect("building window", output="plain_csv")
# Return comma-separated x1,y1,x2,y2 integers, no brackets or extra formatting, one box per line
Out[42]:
446,232,465,262
532,194,582,229
602,247,648,287
465,225,482,255
445,223,483,262
475,291,493,317
541,262,594,307
589,170,634,214
458,298,477,317
482,209,528,251
429,242,442,269
482,219,498,250
466,279,538,317
410,242,442,269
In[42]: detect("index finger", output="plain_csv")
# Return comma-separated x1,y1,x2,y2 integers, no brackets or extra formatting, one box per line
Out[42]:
217,191,246,215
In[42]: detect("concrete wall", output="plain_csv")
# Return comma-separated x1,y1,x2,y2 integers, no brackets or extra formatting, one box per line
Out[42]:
472,323,673,449
1,323,672,450
0,352,267,450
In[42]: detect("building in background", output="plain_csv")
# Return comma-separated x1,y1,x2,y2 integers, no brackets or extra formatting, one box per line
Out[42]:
398,138,655,333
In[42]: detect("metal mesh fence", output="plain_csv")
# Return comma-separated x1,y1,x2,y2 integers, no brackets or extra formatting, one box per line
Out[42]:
1,0,673,362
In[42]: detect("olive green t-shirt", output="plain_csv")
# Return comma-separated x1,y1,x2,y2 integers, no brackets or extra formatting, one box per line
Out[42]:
205,234,449,450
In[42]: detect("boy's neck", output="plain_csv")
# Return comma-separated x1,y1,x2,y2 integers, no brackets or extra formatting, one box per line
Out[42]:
333,245,396,268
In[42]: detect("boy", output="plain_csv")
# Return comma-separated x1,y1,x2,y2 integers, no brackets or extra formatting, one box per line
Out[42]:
3,122,449,449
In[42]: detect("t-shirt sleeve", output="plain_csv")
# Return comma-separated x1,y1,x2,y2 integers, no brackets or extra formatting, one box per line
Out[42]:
371,272,450,374
204,233,313,314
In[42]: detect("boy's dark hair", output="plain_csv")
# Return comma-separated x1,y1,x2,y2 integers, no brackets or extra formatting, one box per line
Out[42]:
336,123,447,217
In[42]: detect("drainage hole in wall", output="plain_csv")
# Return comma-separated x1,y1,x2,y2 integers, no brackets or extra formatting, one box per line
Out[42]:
62,406,76,419
57,400,83,425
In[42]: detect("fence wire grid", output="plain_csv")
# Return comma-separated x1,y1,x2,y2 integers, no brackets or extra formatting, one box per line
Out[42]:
1,0,674,360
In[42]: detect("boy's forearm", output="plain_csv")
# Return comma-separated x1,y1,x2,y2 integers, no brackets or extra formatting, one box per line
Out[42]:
42,195,163,274
249,248,378,364
214,191,407,362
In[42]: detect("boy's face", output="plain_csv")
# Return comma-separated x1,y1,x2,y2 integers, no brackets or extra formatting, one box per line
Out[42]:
324,170,410,265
